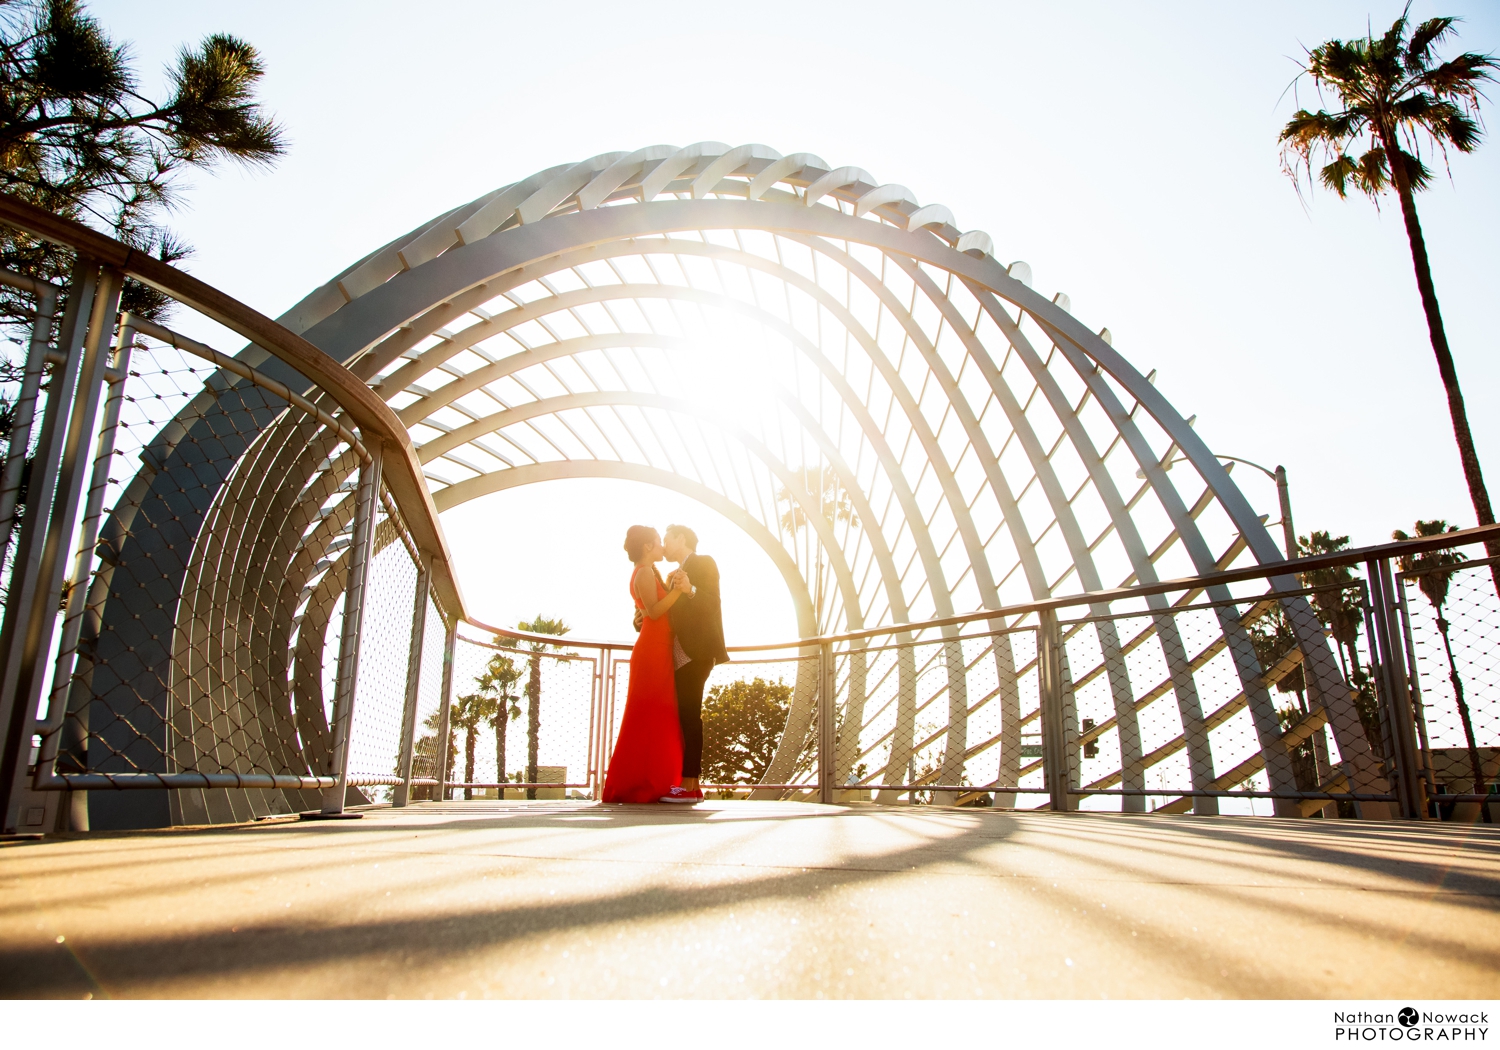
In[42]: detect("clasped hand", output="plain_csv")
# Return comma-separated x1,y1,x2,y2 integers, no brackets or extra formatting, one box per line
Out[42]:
634,571,691,631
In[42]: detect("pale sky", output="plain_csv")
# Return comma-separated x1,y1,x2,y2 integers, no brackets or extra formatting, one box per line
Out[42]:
87,0,1500,645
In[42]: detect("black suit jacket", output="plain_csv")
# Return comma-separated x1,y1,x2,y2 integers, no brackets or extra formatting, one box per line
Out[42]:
669,553,729,665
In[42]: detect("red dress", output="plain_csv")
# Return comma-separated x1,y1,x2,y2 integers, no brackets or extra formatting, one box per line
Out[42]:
602,569,683,803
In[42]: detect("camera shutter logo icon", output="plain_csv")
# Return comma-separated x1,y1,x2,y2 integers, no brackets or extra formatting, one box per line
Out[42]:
1398,1007,1419,1027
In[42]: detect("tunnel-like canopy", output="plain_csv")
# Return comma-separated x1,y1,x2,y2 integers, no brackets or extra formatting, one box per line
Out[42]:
287,142,1287,634
82,143,1379,825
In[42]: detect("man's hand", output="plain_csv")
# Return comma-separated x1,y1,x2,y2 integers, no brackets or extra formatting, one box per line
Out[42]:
673,571,693,593
632,608,643,632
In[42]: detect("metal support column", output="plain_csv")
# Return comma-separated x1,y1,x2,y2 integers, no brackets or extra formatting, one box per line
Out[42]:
0,264,120,833
392,553,431,808
30,319,137,829
433,620,458,801
1038,608,1072,813
0,272,59,565
818,641,835,805
587,649,606,800
1367,557,1423,820
1394,581,1439,807
1274,465,1296,560
319,440,384,816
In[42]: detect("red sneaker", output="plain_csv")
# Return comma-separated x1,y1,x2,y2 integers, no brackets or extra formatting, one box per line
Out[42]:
660,786,703,804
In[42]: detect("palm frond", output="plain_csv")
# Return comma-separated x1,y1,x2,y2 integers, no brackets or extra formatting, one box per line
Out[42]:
1318,152,1364,197
1415,52,1498,101
1395,145,1433,191
1407,16,1460,73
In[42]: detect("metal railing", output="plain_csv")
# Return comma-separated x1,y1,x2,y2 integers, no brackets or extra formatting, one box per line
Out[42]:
0,193,1494,830
0,195,466,831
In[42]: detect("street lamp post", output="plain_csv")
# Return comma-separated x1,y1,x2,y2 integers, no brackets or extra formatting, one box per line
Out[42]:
1140,454,1297,560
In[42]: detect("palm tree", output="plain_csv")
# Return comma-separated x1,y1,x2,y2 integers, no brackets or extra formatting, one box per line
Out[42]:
416,707,457,801
776,465,859,534
1296,531,1365,678
476,650,523,790
776,465,858,633
1394,519,1485,801
516,615,569,800
449,691,496,801
1279,10,1499,596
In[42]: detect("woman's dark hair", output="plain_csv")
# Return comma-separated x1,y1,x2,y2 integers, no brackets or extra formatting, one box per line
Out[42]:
623,524,656,562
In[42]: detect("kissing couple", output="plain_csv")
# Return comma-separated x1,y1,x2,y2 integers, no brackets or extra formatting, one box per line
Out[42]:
602,524,728,805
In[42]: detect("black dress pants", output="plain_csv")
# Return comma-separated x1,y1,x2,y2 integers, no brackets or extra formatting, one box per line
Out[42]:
674,658,712,779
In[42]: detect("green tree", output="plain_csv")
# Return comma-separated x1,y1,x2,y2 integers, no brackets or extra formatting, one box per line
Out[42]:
1295,530,1384,756
1394,519,1486,801
0,1,285,581
1247,605,1306,708
412,706,457,802
1279,10,1499,594
471,648,522,789
449,690,495,801
701,676,791,786
516,615,568,800
0,0,286,330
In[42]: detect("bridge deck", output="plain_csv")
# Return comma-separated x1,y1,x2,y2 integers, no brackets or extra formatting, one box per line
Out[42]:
2,801,1496,998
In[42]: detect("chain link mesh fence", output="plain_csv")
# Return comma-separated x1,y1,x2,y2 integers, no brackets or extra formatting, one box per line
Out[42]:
17,318,441,824
1400,557,1500,819
830,629,1042,806
440,629,598,799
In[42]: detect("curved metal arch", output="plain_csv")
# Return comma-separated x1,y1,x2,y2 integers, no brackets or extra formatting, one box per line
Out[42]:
297,197,1281,579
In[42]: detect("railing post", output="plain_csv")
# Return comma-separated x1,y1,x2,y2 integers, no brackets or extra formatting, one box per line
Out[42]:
0,264,120,833
433,620,458,801
818,641,834,805
319,440,383,816
392,553,431,808
1367,557,1424,820
31,318,136,829
0,275,59,565
1038,609,1072,814
587,650,606,800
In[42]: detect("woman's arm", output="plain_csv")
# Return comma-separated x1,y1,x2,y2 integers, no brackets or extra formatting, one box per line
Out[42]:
634,566,682,620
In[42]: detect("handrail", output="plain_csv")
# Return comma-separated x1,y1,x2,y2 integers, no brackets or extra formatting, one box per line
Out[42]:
464,522,1500,654
0,191,468,622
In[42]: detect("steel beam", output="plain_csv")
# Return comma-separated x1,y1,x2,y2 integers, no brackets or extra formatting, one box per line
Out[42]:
320,440,384,815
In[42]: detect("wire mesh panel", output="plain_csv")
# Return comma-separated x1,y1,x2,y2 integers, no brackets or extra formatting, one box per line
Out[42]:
339,491,423,802
701,652,818,796
26,324,417,825
1401,558,1500,817
1058,584,1386,816
833,627,1042,806
598,649,818,798
407,597,449,800
444,629,597,799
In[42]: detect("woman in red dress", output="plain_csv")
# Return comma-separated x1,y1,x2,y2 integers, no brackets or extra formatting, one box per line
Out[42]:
602,526,687,803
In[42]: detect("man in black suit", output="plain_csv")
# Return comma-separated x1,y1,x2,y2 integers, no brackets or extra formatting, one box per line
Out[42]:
657,524,728,803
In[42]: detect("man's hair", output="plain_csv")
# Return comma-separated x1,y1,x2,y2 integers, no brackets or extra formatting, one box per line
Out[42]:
664,524,698,551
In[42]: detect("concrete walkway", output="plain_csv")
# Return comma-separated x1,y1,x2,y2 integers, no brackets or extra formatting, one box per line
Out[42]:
1,801,1497,998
